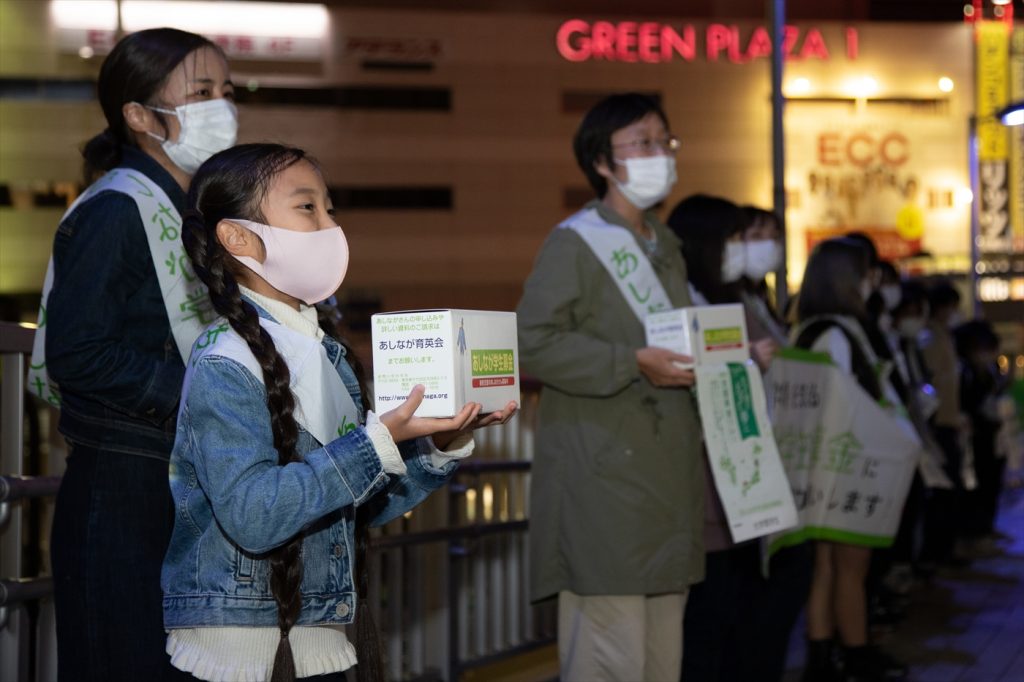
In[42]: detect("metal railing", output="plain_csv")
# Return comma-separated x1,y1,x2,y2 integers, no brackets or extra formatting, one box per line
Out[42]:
1,321,60,682
0,320,552,682
367,404,556,681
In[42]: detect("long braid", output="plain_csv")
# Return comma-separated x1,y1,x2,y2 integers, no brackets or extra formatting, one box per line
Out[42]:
185,143,389,682
315,305,385,682
184,207,305,682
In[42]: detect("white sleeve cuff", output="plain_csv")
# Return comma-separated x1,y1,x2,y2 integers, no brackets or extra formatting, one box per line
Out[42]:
426,431,475,469
365,411,407,475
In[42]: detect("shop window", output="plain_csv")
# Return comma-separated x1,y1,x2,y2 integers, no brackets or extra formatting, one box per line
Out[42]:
0,78,94,101
235,85,450,110
360,60,435,72
328,186,453,210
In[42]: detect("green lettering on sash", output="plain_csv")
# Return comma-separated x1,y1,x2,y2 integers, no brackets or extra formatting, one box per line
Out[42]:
337,415,357,437
728,363,760,439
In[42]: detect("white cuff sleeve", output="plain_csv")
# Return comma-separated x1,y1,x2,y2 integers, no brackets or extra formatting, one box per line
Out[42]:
365,411,407,475
426,431,475,469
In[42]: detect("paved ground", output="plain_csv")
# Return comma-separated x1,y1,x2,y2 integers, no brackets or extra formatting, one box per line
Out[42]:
481,471,1024,682
786,476,1024,682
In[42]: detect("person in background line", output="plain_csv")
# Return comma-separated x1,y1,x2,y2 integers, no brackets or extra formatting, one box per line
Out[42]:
37,28,238,680
740,205,789,345
881,281,935,595
954,319,1007,551
919,280,967,570
517,93,704,682
875,262,903,336
792,238,908,682
665,194,777,682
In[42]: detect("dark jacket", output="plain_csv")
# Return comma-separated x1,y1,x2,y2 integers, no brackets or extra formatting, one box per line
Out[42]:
46,147,186,459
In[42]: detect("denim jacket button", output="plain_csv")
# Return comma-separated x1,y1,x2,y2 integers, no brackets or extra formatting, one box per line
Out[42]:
333,544,343,558
335,602,350,617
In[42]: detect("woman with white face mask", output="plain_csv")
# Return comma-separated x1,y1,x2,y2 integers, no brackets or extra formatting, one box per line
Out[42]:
29,28,238,680
664,194,784,682
517,94,703,682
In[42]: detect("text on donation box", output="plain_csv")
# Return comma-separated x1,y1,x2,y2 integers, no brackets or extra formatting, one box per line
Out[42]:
645,303,750,368
372,310,520,417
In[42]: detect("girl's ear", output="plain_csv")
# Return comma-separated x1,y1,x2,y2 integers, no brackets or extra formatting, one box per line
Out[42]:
594,155,615,181
216,220,262,259
123,102,154,135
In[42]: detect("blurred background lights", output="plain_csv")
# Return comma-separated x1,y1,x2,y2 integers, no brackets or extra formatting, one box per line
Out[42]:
848,76,878,98
954,186,974,205
788,77,812,96
938,76,954,92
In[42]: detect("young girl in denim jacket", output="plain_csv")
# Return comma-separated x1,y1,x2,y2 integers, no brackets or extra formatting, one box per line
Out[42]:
162,143,516,681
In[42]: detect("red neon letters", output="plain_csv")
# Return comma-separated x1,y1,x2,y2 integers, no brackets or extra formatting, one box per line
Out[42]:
556,20,855,64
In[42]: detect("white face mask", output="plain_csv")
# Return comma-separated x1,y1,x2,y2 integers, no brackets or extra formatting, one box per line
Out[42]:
721,241,746,283
897,317,925,338
146,99,238,174
229,219,349,305
612,155,677,210
880,284,901,311
860,279,874,302
744,239,783,281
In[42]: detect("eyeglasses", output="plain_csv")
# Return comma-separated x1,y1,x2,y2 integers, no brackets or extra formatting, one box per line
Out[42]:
611,134,681,155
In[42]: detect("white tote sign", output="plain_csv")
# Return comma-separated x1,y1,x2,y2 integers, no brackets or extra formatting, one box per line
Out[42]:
694,361,799,543
765,348,921,551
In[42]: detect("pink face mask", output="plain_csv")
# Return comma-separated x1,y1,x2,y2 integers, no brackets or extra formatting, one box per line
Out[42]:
229,218,349,305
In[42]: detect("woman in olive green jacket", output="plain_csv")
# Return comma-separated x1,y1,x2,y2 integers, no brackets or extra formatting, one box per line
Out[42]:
516,93,705,682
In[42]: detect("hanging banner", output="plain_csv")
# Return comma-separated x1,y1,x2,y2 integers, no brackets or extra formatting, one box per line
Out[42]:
976,20,1011,254
1010,27,1024,254
765,349,920,551
694,362,798,543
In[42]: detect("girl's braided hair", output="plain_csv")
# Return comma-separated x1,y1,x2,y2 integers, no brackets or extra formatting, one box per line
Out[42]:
183,143,383,682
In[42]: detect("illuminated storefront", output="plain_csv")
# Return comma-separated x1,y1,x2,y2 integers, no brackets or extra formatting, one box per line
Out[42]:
1,3,1021,338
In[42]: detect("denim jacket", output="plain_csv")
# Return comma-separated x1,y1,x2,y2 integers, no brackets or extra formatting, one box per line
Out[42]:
45,147,187,458
162,305,458,628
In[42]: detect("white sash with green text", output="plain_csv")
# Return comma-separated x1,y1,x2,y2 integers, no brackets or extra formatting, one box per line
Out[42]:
187,318,360,445
27,168,214,407
560,207,672,323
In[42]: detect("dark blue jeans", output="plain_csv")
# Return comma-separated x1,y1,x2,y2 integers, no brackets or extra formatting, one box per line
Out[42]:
51,445,176,681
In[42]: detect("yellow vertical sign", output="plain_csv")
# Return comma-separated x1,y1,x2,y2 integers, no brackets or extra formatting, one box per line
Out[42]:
1010,28,1023,253
977,21,1009,161
976,20,1011,254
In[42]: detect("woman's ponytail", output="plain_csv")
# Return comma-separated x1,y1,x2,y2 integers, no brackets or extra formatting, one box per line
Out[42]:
81,128,122,183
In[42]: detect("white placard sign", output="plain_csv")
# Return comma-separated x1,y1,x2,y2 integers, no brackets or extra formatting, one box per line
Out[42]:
694,361,799,543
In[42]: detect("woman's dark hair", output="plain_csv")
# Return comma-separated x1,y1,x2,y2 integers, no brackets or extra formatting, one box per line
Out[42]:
954,319,999,359
183,143,383,682
797,237,871,322
667,193,747,304
573,93,669,199
927,279,961,317
741,205,781,238
893,279,929,319
844,231,879,269
83,28,219,182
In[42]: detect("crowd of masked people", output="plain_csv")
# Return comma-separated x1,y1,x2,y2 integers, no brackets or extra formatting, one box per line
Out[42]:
27,29,1017,682
516,93,1019,682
